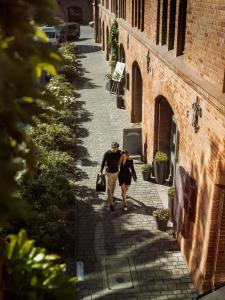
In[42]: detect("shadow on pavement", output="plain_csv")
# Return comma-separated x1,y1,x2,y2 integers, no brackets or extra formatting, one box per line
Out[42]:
76,44,102,54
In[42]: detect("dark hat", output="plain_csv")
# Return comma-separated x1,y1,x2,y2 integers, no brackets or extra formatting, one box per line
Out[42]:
111,142,119,148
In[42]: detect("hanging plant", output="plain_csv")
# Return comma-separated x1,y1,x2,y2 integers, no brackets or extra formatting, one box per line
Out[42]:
108,20,119,71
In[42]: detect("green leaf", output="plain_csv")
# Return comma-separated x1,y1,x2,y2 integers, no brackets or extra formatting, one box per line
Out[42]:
34,26,49,42
45,254,60,261
6,236,17,260
17,229,28,248
19,240,35,257
50,52,62,62
33,253,45,262
0,36,15,48
36,62,57,78
31,276,38,287
22,97,33,103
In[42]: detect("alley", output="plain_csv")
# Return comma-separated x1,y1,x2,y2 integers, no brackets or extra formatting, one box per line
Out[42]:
74,26,197,300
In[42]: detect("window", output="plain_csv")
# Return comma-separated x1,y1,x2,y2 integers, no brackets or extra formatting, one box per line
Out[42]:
156,0,187,56
118,0,126,19
132,0,134,26
161,0,168,45
132,0,144,31
156,0,160,44
141,0,145,31
111,0,117,15
176,0,187,55
106,0,109,9
168,0,176,50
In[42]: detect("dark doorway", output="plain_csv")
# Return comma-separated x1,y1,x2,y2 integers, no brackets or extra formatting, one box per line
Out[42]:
131,61,142,123
67,6,82,24
153,96,179,182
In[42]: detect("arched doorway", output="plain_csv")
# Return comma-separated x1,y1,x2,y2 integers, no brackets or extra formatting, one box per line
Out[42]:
153,96,180,182
102,22,105,51
131,61,142,123
106,26,110,61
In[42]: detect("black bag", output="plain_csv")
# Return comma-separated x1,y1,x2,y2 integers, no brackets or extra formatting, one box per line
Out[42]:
96,174,106,192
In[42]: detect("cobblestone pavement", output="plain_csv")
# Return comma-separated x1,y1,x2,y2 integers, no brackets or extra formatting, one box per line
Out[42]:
74,26,197,300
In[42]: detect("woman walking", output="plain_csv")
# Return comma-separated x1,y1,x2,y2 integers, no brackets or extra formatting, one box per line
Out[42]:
118,150,137,211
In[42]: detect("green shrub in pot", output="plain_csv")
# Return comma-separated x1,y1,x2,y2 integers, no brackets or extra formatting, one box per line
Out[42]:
154,151,168,184
154,151,168,163
153,208,169,220
168,186,176,198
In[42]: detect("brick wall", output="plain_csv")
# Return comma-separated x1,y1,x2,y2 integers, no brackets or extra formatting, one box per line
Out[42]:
97,1,225,293
185,0,225,92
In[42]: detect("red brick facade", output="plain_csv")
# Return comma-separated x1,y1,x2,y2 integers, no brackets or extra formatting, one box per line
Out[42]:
95,0,225,294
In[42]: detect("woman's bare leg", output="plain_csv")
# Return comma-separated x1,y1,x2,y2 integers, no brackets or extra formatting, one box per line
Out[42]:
121,184,129,207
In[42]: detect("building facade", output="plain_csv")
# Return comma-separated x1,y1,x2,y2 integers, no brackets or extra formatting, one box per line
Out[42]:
58,0,93,24
94,0,225,294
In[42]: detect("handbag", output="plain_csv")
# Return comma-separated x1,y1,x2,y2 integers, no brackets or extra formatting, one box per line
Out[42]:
96,174,106,192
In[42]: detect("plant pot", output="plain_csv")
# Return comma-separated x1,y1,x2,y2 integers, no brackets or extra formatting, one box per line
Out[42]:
155,217,168,231
141,169,151,181
116,95,125,109
154,161,167,184
168,196,174,222
105,79,113,91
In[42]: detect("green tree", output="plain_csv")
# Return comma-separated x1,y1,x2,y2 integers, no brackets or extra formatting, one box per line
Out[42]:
0,0,60,221
0,0,76,298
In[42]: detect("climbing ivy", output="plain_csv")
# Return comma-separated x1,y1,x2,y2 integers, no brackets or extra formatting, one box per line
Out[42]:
108,20,119,71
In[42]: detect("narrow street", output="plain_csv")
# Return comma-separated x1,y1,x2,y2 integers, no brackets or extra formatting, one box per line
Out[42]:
74,26,196,300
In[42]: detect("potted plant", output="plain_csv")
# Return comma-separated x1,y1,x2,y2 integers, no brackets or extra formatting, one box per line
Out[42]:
153,208,169,231
153,151,168,184
105,73,113,91
168,186,175,222
116,95,125,109
140,164,151,181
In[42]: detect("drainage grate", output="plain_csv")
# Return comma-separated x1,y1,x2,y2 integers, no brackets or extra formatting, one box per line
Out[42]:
106,258,134,290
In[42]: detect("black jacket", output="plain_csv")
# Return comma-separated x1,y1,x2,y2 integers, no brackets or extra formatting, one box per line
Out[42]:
118,159,137,185
100,150,121,173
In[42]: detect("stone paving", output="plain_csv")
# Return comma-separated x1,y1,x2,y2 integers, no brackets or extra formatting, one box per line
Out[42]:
74,26,197,300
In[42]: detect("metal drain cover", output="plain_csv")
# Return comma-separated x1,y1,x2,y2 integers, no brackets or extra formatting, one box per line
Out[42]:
106,258,134,290
116,277,125,283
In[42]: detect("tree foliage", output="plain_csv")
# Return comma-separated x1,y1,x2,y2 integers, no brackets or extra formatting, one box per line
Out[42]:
0,0,61,221
0,0,78,298
4,229,76,300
